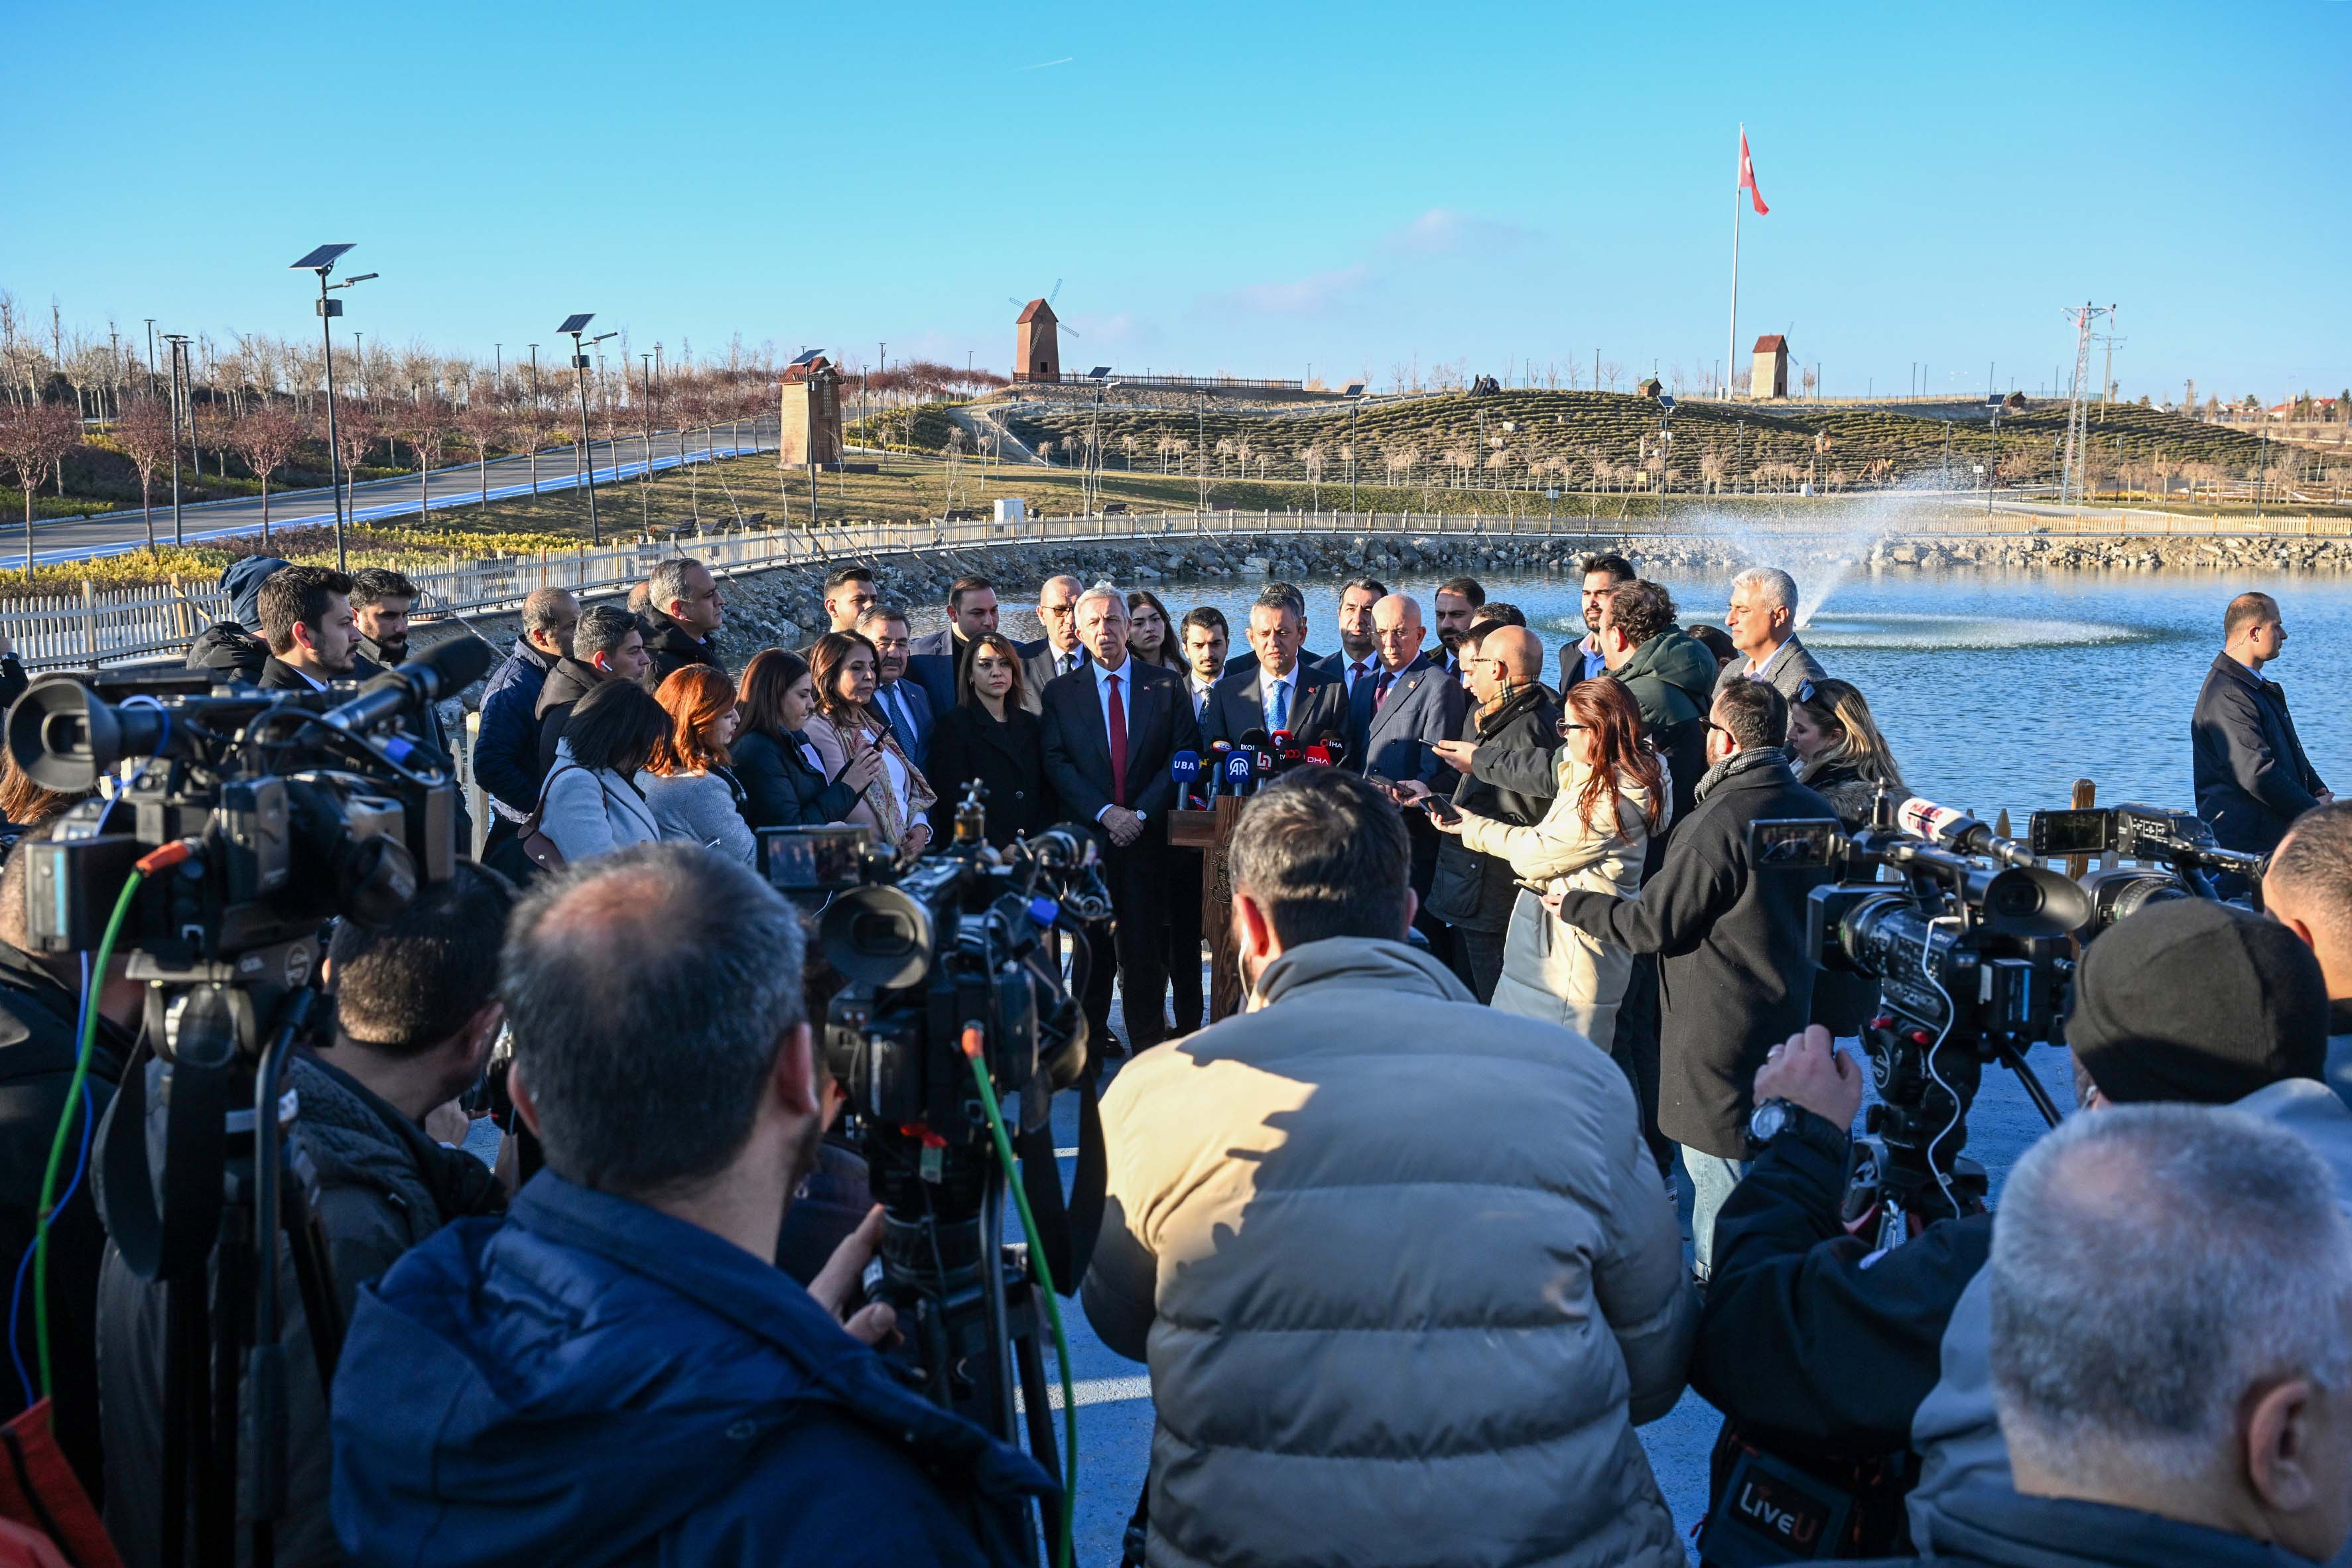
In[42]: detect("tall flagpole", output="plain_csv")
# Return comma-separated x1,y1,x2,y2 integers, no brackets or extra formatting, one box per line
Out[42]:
1727,123,1742,401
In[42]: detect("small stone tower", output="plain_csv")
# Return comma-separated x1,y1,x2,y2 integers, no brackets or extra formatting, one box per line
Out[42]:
1750,334,1792,399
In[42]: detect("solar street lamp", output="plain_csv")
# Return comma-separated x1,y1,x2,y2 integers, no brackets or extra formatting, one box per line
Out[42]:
560,314,617,543
291,244,375,569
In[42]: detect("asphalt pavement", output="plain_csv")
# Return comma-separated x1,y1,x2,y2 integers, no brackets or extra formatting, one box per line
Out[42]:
24,418,779,566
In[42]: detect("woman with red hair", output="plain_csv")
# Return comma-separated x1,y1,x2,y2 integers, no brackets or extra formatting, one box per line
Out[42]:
638,664,756,864
1431,676,1664,1049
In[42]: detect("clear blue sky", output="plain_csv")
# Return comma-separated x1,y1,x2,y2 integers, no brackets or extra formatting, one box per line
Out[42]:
14,0,2348,401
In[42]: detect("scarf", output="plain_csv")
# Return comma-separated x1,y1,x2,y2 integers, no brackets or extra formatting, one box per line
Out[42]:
1695,743,1788,803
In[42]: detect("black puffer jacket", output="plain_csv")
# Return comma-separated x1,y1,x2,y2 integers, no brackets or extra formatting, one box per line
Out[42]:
639,611,720,684
100,1051,504,1567
533,657,608,777
185,555,292,684
1427,684,1561,933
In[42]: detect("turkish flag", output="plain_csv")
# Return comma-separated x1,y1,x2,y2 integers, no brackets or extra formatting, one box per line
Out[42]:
1739,129,1769,216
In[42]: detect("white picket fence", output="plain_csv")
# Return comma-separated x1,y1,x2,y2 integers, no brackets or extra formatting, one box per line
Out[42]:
7,500,2347,671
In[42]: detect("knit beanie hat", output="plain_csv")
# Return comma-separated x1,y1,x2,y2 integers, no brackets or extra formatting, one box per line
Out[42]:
2065,898,2329,1104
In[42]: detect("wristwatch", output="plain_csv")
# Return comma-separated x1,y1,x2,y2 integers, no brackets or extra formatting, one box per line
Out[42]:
1747,1097,1843,1155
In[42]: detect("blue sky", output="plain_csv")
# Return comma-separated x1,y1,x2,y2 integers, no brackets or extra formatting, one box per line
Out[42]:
13,0,2348,400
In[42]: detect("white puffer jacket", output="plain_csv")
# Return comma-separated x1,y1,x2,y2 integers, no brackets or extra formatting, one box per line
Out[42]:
1084,937,1695,1568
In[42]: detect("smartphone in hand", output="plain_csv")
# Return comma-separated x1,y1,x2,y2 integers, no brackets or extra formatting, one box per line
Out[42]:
1418,796,1461,826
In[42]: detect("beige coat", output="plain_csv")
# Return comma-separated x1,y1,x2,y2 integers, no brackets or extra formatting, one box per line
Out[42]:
1082,938,1695,1568
1457,750,1656,1052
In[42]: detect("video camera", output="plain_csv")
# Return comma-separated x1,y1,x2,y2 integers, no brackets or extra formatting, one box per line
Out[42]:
1750,791,2089,1245
5,639,486,1568
2028,803,2268,923
773,786,1109,1552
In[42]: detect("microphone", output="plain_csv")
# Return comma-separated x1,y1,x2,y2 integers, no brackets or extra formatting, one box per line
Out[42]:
1221,748,1256,797
1204,740,1234,802
1270,728,1302,772
1303,744,1333,766
322,637,495,742
1169,749,1202,809
1315,734,1349,769
1238,728,1270,797
1898,796,2036,869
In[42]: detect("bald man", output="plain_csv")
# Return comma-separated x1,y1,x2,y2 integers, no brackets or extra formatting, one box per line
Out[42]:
2266,802,2352,1087
1020,574,1088,711
1353,594,1468,956
1408,623,1561,1002
2193,590,2329,893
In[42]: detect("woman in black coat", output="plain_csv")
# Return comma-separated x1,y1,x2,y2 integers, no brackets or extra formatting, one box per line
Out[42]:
733,648,885,830
925,633,1055,847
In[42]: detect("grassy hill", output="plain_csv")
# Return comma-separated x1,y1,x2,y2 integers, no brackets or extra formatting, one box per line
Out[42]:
858,389,2298,496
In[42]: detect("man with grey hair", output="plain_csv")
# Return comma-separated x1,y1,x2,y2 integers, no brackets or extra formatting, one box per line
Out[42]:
1041,584,1199,1055
330,846,1053,1561
640,556,724,682
535,602,651,776
1719,565,1827,700
476,587,580,850
1853,1104,2352,1567
1021,574,1088,707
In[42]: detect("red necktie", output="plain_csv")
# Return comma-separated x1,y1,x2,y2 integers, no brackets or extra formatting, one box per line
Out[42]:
1374,669,1394,710
1106,673,1128,807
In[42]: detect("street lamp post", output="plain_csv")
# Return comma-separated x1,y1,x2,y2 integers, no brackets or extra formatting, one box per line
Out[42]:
527,344,541,493
162,332,190,545
639,352,656,530
289,245,376,570
559,316,616,545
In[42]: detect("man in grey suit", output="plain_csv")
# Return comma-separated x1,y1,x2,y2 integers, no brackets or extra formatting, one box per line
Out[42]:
1022,574,1088,713
1203,588,1352,751
1717,566,1828,700
858,603,935,771
1353,594,1468,958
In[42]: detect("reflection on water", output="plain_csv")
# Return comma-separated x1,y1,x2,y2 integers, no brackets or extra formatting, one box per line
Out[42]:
1159,568,2347,825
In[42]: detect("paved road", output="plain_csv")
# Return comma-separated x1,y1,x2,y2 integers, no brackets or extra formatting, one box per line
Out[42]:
23,418,780,566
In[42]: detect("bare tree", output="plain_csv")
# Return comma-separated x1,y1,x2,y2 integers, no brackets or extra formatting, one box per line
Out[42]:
408,397,455,519
1598,359,1624,393
114,395,176,553
454,393,504,505
333,399,377,523
230,402,306,543
0,402,80,571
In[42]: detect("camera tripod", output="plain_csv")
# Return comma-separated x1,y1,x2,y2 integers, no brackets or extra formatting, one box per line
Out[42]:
864,1127,1071,1566
1845,1010,2065,1249
96,941,344,1568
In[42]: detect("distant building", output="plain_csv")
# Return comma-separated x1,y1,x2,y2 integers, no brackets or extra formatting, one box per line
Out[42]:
778,351,844,470
1750,334,1791,399
1013,299,1062,385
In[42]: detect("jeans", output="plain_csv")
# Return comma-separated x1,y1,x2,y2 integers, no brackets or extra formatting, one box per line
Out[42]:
1681,1147,1751,1281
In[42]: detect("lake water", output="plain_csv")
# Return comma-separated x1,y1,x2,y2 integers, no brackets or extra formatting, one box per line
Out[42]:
1148,567,2349,826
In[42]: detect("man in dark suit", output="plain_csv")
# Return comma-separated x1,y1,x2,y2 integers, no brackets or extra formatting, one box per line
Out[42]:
1559,554,1634,695
1202,587,1352,753
857,603,936,771
1040,586,1201,1059
1321,576,1388,702
1354,593,1468,957
640,557,725,682
255,564,361,691
1022,575,1088,714
907,574,1033,716
1430,576,1485,682
2194,591,2331,895
1222,582,1324,683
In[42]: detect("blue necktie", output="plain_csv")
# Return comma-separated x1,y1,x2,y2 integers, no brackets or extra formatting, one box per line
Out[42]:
1268,680,1289,734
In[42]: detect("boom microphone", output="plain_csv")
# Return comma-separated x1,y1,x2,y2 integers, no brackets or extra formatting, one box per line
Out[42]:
1898,796,2037,870
322,637,495,748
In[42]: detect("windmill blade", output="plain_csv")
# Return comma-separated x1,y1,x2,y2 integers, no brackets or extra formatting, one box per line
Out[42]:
1049,278,1064,306
1008,296,1028,310
1059,321,1081,339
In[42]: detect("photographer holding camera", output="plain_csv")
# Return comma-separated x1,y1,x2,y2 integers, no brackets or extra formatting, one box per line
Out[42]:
1692,897,2351,1561
1084,768,1693,1568
330,845,1052,1565
99,863,514,1565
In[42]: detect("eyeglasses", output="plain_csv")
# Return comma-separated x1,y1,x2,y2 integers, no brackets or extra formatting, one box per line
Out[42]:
1556,720,1588,736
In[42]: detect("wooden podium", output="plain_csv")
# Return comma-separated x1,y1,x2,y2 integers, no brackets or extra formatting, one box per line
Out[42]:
1168,798,1246,1022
